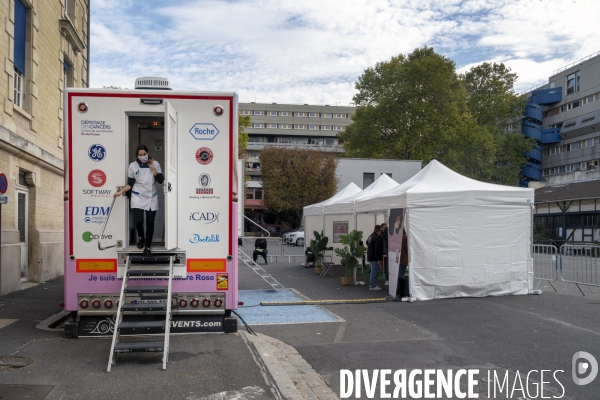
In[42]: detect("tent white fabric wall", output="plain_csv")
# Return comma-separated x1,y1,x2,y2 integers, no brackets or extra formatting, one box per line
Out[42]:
304,175,399,264
354,160,535,301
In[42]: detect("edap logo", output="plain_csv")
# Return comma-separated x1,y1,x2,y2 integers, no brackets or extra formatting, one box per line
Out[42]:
189,123,219,140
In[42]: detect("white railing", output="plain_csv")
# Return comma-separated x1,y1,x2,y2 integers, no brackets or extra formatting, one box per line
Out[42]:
552,51,600,75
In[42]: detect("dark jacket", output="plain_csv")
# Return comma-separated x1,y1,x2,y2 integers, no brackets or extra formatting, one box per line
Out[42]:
366,232,383,262
400,234,409,266
255,238,267,250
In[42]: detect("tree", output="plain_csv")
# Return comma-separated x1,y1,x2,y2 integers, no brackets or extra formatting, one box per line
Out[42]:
260,148,338,228
340,48,534,185
462,63,535,185
238,115,251,158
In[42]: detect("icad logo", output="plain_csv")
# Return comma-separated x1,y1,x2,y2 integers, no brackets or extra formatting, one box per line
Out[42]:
189,212,219,224
88,144,106,162
189,234,220,243
189,123,219,140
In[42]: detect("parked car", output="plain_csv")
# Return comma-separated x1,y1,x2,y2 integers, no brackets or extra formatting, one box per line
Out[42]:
282,227,304,246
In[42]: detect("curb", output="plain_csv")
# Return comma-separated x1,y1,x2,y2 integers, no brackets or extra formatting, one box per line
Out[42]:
240,331,339,400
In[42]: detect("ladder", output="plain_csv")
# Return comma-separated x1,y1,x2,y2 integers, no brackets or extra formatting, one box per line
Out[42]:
107,254,174,372
237,247,283,291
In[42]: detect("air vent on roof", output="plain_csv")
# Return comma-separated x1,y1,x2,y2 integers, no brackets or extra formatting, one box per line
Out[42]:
134,77,172,90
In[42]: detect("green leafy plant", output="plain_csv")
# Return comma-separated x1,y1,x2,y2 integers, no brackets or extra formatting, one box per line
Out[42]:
334,230,366,278
309,230,329,268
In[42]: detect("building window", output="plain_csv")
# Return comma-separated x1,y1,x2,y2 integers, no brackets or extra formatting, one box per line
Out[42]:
269,111,278,116
324,138,336,146
253,110,262,115
308,125,317,130
14,68,24,108
566,71,579,95
280,124,291,129
279,111,289,116
13,0,27,108
363,173,375,189
323,113,333,118
268,123,277,128
322,125,332,130
240,110,252,115
296,112,307,117
295,124,305,129
308,112,318,117
571,142,580,150
334,113,345,118
549,147,557,155
251,123,263,128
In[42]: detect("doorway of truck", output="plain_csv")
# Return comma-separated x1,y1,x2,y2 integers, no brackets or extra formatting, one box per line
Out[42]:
126,115,166,249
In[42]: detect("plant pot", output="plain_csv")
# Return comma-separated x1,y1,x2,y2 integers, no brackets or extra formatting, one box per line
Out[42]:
314,267,322,275
340,276,352,286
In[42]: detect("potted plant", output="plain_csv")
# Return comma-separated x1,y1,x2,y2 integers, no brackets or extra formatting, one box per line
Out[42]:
334,230,366,286
309,230,329,275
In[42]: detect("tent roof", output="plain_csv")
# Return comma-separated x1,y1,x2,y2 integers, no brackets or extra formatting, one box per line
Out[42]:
303,182,362,216
354,160,534,211
322,173,399,215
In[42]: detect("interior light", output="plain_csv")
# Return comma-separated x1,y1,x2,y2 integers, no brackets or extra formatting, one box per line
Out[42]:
153,121,159,127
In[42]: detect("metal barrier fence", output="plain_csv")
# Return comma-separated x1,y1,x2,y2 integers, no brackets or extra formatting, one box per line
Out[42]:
532,244,559,291
558,244,600,296
532,244,600,296
238,237,305,263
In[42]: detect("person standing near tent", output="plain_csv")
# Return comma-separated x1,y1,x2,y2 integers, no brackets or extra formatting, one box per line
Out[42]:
397,229,410,298
367,225,384,290
381,223,389,285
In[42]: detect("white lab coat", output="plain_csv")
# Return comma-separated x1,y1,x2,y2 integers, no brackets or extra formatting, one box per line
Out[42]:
128,160,162,211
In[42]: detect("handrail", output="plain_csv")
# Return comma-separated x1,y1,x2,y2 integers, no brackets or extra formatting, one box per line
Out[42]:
239,211,270,237
552,51,600,75
98,196,117,250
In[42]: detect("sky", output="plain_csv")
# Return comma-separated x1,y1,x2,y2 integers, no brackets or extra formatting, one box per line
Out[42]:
90,0,600,105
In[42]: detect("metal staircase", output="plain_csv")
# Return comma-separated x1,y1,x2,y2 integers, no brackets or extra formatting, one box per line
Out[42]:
237,247,283,291
107,254,174,372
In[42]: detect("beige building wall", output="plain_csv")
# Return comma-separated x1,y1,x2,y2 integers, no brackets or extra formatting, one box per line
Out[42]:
0,0,89,295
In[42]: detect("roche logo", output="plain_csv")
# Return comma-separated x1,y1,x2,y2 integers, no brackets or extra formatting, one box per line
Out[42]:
189,123,220,140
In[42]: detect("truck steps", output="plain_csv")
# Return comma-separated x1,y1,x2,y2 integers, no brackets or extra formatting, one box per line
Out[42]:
107,254,174,372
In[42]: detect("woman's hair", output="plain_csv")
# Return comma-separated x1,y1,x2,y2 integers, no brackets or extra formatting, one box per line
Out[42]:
388,208,404,236
136,144,149,157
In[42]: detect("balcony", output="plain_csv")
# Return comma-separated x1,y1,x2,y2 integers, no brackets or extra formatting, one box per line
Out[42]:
521,164,541,182
523,102,543,123
541,127,562,144
531,87,562,105
525,146,542,163
246,142,343,152
559,110,600,140
522,121,542,142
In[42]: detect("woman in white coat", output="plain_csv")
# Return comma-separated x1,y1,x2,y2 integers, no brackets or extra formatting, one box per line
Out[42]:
113,144,164,256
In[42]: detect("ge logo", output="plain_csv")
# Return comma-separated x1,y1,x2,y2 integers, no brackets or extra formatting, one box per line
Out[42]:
572,351,598,385
88,144,106,162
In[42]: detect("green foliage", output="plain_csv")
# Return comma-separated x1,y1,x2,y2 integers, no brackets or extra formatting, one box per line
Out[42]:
260,148,338,226
334,230,366,277
339,48,535,185
238,115,251,158
309,230,329,268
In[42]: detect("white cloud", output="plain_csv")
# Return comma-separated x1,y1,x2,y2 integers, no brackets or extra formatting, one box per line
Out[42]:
90,0,600,103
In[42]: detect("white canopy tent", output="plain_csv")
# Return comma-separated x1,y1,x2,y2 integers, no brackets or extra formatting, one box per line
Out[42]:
304,174,400,265
354,160,535,300
303,182,362,217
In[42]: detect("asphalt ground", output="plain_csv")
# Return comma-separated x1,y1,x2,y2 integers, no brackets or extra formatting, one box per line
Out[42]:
1,256,599,399
0,278,274,400
243,260,600,399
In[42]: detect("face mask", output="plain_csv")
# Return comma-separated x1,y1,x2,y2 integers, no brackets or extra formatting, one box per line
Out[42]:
138,155,149,163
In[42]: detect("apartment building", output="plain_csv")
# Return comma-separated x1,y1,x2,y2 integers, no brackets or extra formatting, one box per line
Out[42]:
0,0,89,295
240,102,355,233
520,52,600,186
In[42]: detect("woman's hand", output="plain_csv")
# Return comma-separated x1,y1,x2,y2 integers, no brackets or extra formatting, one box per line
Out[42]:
113,190,122,198
148,158,157,174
